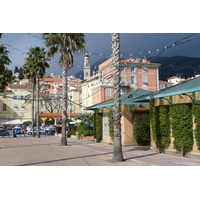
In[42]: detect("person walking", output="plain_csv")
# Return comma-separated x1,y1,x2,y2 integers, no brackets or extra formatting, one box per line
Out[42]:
13,129,17,137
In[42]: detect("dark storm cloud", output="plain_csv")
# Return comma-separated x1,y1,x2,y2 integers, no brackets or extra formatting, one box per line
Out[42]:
1,33,200,75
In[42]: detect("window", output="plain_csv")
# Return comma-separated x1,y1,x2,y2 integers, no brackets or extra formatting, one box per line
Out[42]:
143,76,148,85
120,65,126,72
14,112,17,117
21,103,25,108
21,112,24,117
14,88,17,92
14,103,18,108
21,96,24,100
120,75,126,84
121,88,126,95
106,88,111,97
13,95,17,99
3,94,6,99
142,66,147,73
130,66,137,72
2,104,6,111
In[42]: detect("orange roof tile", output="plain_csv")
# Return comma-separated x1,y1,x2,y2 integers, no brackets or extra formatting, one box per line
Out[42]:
42,78,62,82
39,113,80,117
8,84,31,88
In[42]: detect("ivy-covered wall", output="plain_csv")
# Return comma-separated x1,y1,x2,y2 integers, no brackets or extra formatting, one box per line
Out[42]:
132,110,150,145
151,104,196,156
108,112,114,138
151,106,171,153
93,111,102,141
169,104,193,156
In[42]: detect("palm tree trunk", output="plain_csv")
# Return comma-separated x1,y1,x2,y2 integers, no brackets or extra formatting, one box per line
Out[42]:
31,80,35,137
111,33,124,162
61,65,68,145
36,75,40,138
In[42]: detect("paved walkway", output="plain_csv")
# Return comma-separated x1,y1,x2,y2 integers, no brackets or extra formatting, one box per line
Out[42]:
1,135,200,166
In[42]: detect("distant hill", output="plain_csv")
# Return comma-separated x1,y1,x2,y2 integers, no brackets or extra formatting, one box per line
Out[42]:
72,56,200,81
152,56,200,81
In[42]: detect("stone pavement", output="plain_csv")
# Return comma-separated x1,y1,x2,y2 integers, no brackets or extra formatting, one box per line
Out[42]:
1,135,200,166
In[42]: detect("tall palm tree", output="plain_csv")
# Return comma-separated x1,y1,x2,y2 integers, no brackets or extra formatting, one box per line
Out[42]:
0,45,12,92
23,46,50,138
43,33,86,145
0,45,11,75
111,33,124,162
76,112,93,130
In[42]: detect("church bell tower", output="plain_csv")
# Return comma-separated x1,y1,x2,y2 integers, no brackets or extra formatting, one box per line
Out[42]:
83,51,90,80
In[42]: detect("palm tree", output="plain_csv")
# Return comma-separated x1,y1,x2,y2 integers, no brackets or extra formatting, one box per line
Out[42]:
23,46,50,138
76,112,93,130
0,45,12,92
0,45,11,75
43,33,86,145
111,33,124,162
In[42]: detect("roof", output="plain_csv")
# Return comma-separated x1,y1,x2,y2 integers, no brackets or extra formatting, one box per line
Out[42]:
131,76,200,102
39,113,80,117
42,78,62,82
167,76,183,80
85,89,152,110
8,84,31,88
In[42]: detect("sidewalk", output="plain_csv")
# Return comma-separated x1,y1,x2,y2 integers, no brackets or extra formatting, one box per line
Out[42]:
1,135,200,166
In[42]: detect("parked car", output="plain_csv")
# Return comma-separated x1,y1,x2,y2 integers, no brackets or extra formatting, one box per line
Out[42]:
0,129,9,136
6,126,13,130
26,128,46,135
46,127,56,135
14,128,22,134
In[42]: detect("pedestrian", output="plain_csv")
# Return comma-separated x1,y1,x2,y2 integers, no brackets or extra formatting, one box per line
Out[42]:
13,129,17,137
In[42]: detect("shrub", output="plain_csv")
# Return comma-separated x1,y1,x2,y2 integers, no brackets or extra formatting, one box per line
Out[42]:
108,112,114,138
150,106,171,153
69,130,76,135
132,110,150,146
93,112,102,141
169,104,193,156
56,126,62,133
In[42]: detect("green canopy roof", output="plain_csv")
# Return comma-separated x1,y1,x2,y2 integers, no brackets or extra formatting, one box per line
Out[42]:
131,76,200,102
85,89,152,110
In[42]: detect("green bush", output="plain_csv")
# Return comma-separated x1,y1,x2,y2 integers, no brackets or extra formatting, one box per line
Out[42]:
93,112,102,141
108,112,114,138
69,130,76,135
23,121,32,128
169,104,193,156
56,126,62,133
150,106,171,153
83,130,93,136
132,110,150,146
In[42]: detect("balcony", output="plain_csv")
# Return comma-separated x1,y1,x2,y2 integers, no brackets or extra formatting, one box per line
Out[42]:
120,82,131,87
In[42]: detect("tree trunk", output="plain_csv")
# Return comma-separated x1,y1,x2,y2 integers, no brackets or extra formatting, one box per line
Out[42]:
31,80,35,137
111,33,124,162
61,65,68,145
36,75,40,138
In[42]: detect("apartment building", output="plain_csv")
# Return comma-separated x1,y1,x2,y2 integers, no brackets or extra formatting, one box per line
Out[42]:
0,84,32,125
92,57,161,105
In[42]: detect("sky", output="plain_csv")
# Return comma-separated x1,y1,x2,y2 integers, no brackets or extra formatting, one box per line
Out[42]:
1,33,200,76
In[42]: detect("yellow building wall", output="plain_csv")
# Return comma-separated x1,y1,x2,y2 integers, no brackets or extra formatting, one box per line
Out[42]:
0,87,32,125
